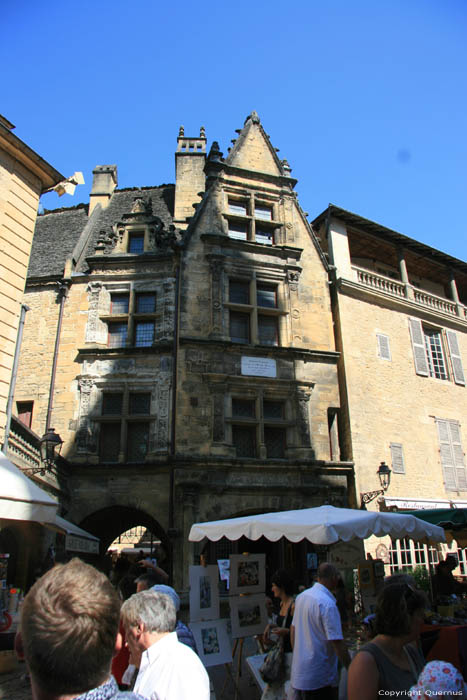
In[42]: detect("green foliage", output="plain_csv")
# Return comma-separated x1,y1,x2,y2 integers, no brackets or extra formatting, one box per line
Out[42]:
405,565,431,593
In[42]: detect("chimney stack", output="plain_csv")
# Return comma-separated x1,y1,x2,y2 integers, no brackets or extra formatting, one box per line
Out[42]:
89,165,118,215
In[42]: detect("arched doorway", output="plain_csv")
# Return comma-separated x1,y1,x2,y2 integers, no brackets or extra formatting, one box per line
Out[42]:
79,506,170,575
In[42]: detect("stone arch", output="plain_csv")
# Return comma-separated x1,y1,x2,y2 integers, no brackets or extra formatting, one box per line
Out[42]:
79,505,170,558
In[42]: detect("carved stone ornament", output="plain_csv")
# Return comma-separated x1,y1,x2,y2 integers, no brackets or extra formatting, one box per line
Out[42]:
297,390,312,447
77,378,95,451
287,269,301,292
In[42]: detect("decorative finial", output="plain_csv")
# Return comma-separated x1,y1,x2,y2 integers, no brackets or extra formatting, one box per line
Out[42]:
179,125,185,137
200,126,206,138
207,141,223,162
281,159,292,176
244,110,260,125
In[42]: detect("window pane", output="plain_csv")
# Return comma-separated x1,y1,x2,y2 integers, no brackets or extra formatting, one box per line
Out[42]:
230,312,250,343
263,401,284,419
232,399,255,418
111,294,129,314
254,205,272,221
102,393,123,415
99,423,121,462
108,322,128,348
232,425,256,457
127,422,149,462
256,227,274,245
257,285,277,308
136,293,156,313
264,427,286,458
135,322,154,347
129,393,151,415
128,233,145,253
228,222,248,240
258,315,278,346
229,280,250,304
424,329,447,380
228,201,248,216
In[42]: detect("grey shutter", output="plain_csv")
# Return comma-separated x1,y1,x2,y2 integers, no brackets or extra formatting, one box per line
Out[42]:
446,330,466,386
377,333,391,361
437,419,457,490
449,422,467,490
390,443,405,474
409,318,429,376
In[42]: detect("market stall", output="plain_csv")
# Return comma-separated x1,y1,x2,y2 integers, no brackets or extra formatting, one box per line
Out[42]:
189,506,447,693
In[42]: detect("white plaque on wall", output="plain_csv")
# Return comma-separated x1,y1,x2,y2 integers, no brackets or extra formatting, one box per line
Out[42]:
241,357,276,377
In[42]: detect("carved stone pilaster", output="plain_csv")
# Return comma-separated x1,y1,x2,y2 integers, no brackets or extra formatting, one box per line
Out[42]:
297,389,311,447
77,378,94,451
155,379,171,450
85,282,109,344
211,387,226,443
287,268,302,343
161,280,174,340
207,255,225,338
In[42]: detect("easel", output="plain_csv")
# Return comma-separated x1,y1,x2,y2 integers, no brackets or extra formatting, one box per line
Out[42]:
220,637,245,700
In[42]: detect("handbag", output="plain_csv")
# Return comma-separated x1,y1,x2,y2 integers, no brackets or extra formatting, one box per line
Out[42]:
259,636,284,684
259,607,289,684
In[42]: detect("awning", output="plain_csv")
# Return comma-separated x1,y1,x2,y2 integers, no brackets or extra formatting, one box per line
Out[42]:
405,508,467,547
51,515,100,554
189,505,446,545
0,453,57,523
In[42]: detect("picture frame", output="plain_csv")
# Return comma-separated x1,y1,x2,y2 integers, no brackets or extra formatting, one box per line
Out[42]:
189,565,220,622
189,619,232,667
230,593,268,638
229,553,265,595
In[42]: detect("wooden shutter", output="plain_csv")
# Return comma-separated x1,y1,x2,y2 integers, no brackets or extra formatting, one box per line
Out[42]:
437,419,458,490
409,318,429,376
446,330,466,386
377,333,391,361
390,443,405,474
449,422,467,490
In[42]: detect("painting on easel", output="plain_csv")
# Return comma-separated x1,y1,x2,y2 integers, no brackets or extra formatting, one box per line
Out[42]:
189,619,232,667
229,593,268,638
189,565,220,622
229,553,266,595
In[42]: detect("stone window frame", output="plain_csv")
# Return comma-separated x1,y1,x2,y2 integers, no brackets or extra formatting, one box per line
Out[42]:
223,190,283,246
91,382,157,464
120,225,151,254
100,282,160,349
225,273,287,347
225,387,295,459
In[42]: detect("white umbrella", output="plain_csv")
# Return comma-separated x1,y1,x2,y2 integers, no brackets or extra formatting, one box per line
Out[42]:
189,505,445,545
0,453,58,523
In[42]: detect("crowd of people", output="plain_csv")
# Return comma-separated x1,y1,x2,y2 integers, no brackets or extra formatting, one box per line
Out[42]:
14,555,467,700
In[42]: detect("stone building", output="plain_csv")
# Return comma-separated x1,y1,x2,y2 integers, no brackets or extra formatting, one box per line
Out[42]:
313,205,467,571
13,113,352,586
0,114,63,444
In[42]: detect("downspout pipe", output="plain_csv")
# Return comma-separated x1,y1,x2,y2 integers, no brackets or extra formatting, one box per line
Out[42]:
2,304,30,453
46,281,69,431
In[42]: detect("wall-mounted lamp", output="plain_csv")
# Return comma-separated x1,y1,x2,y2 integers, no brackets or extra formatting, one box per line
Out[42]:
360,461,391,510
38,428,63,474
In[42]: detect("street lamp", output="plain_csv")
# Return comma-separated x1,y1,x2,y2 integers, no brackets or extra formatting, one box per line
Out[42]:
38,428,63,473
360,461,392,510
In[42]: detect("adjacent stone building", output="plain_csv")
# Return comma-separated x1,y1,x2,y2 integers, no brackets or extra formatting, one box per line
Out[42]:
14,114,352,586
313,205,467,570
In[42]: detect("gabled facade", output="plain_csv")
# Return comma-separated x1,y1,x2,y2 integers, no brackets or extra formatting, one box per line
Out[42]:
14,114,351,586
314,205,467,570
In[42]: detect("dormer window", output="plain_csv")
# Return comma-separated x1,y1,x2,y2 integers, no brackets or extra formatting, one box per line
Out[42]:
226,196,278,245
128,232,145,254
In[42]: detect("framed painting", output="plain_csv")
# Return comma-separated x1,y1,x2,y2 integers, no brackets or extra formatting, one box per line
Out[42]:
230,593,268,639
189,619,232,667
189,565,220,622
229,553,266,595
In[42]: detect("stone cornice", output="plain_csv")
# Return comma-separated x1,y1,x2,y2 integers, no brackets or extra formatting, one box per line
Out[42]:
180,336,340,362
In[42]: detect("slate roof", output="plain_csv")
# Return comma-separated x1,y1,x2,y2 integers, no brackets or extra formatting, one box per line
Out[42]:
28,185,175,279
29,204,89,278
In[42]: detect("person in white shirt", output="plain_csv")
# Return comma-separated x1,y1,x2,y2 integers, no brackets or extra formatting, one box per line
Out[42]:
290,563,350,700
121,590,209,700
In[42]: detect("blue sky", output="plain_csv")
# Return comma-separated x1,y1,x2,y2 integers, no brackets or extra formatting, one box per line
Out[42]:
3,0,466,259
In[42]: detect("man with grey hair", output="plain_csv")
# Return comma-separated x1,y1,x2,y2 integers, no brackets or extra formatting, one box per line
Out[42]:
121,590,209,700
290,563,350,699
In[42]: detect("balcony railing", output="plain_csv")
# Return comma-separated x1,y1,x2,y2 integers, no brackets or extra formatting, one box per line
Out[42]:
7,416,41,471
351,266,466,320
